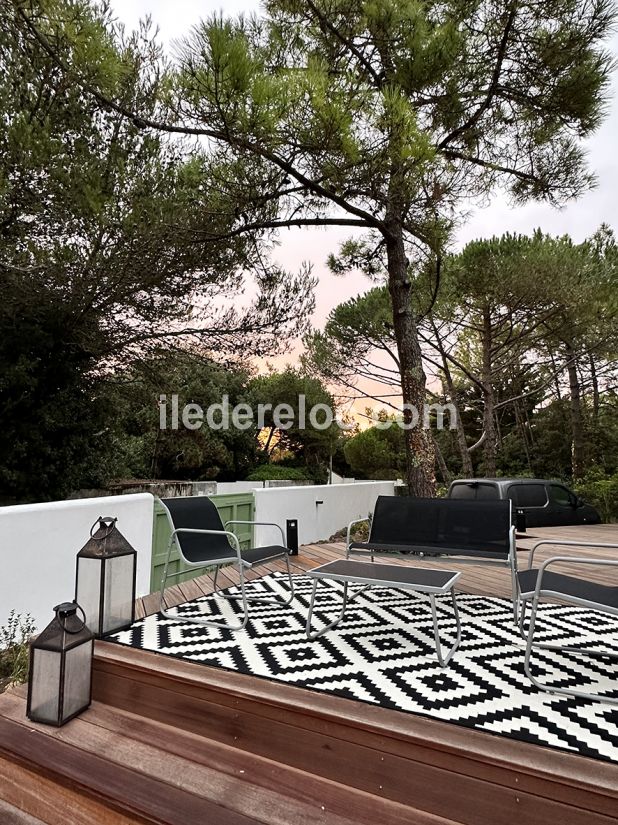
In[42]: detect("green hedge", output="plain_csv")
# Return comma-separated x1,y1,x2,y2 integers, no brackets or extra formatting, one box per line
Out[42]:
574,471,618,523
245,465,312,481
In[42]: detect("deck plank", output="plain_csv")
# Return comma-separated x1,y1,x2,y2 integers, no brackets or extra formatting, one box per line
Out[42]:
89,642,618,825
0,692,455,825
0,799,47,825
0,714,258,825
0,754,144,825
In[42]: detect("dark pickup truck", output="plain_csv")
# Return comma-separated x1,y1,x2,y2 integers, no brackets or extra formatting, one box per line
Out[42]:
447,478,602,528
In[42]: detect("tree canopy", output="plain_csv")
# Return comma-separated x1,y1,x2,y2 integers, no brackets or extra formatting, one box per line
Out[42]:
13,0,615,494
0,0,316,501
307,227,618,486
1,0,616,503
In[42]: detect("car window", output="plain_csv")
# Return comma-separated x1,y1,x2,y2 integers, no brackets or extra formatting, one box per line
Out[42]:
475,484,500,500
549,484,573,507
507,484,547,508
449,483,498,500
449,484,476,500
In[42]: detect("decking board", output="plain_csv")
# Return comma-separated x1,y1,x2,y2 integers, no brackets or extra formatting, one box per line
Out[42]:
0,690,457,825
0,798,47,825
90,640,618,824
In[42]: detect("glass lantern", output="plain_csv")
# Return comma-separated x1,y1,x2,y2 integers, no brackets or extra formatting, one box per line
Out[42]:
27,602,94,726
75,516,137,637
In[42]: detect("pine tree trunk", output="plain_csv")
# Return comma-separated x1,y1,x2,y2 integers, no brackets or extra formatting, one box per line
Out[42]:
589,352,601,465
429,317,474,476
481,306,497,476
431,433,452,485
385,226,435,497
548,345,562,400
513,399,532,474
565,342,585,479
441,356,474,476
590,353,600,422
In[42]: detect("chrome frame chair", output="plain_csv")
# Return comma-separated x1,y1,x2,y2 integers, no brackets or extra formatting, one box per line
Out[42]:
158,497,294,631
517,539,618,704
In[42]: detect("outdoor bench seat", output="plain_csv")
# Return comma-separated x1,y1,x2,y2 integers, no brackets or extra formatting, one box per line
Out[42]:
347,495,517,619
347,540,509,560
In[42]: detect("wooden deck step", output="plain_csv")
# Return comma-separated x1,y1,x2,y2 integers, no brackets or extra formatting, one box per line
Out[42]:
90,643,618,825
0,799,47,825
0,690,456,825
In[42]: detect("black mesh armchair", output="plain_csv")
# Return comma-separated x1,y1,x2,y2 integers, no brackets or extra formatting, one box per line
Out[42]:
158,496,294,631
518,539,618,704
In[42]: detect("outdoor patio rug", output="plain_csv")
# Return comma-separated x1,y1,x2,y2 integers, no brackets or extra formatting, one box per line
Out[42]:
108,572,618,763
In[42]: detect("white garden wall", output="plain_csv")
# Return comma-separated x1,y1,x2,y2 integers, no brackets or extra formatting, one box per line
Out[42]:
252,481,395,547
215,481,265,494
0,493,154,631
216,480,314,494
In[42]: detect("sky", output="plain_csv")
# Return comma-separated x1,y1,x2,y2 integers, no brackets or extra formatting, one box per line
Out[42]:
111,1,618,393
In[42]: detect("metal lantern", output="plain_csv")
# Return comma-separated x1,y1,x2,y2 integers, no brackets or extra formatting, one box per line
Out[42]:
27,602,94,726
75,516,137,637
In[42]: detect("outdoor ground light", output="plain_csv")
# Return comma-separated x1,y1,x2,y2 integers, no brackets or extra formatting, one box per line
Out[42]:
27,602,94,726
75,516,137,637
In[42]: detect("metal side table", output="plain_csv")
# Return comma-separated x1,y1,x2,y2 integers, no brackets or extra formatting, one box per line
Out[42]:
306,559,462,667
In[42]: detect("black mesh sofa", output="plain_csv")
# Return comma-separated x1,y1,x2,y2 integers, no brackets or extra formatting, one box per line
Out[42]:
347,495,517,620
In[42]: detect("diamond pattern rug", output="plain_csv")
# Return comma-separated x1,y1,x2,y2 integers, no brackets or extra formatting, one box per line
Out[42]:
107,572,618,763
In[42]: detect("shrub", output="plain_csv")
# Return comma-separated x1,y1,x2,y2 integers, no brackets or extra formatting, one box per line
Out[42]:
0,611,35,693
246,465,312,482
574,470,618,523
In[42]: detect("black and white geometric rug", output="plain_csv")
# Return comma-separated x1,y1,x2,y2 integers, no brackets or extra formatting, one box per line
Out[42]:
108,572,618,763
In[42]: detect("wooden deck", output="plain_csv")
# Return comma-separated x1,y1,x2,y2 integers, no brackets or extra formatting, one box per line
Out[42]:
1,524,617,824
138,522,618,617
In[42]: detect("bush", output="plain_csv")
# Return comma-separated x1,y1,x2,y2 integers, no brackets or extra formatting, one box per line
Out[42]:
0,611,35,694
246,464,313,482
574,470,618,523
343,422,406,479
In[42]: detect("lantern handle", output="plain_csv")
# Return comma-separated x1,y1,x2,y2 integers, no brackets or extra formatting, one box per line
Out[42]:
54,602,88,635
90,516,118,540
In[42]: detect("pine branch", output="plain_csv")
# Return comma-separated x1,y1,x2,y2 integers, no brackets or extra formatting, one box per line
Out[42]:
304,0,384,89
438,5,517,150
14,2,386,232
192,216,369,243
440,149,541,186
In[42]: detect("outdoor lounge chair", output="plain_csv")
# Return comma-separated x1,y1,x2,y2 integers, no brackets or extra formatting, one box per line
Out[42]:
158,496,294,631
518,539,618,703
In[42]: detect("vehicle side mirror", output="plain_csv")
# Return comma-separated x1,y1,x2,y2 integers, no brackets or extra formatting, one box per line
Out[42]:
572,494,583,508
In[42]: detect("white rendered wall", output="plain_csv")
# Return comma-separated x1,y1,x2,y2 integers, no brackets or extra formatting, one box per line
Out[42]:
215,481,266,494
252,481,395,547
216,480,313,493
0,493,154,631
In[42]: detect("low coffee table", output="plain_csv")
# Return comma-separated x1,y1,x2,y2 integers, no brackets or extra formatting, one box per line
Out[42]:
305,559,462,666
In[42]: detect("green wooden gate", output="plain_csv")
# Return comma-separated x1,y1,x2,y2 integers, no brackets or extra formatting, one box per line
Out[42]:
150,493,255,592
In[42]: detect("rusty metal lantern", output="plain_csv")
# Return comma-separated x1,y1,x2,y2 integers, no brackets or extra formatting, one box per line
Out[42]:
75,517,137,637
27,602,94,726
